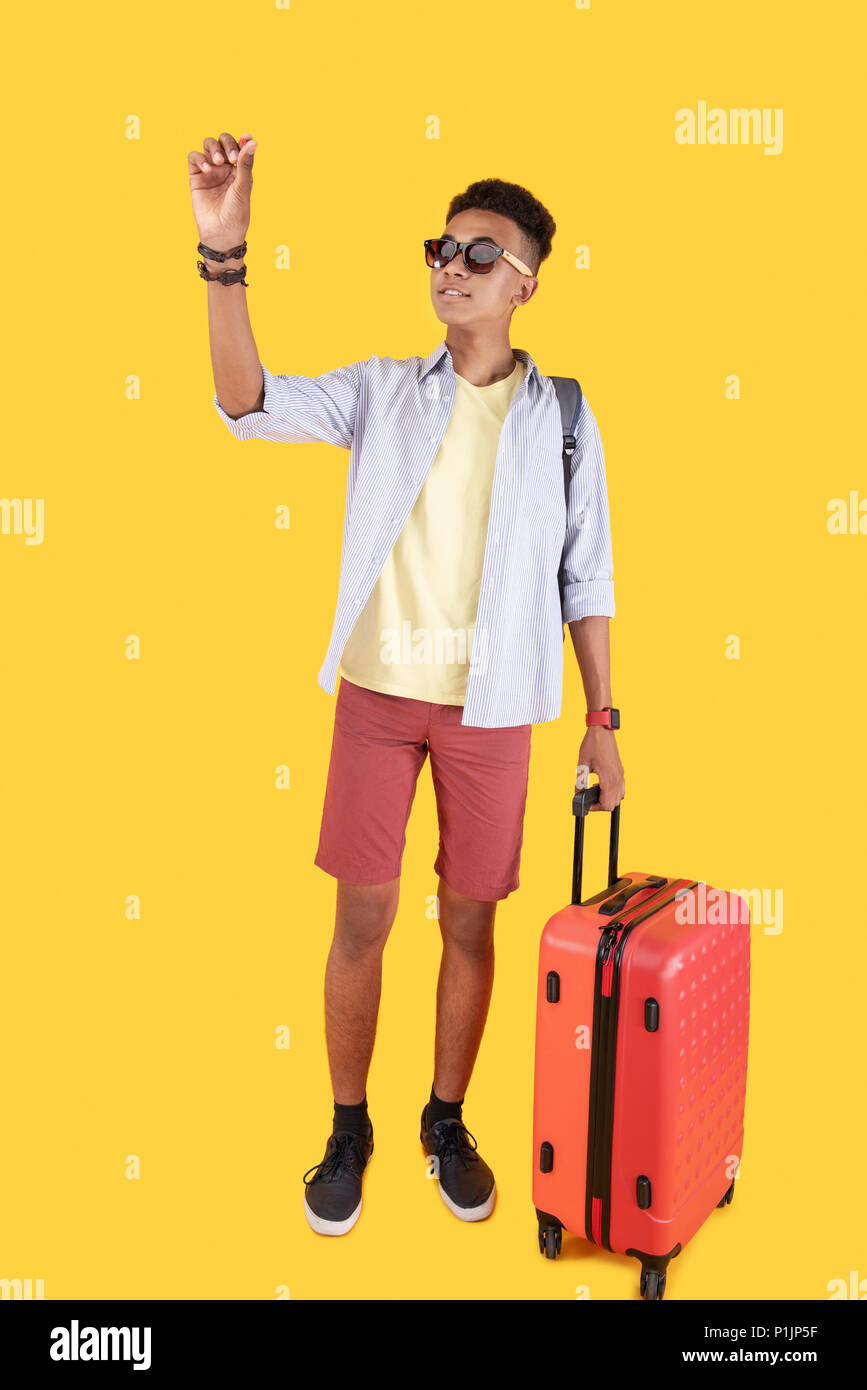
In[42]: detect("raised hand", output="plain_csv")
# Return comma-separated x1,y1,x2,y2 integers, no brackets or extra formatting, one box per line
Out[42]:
188,131,257,252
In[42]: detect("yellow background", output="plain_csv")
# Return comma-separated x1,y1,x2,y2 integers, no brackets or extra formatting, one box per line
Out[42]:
2,0,864,1300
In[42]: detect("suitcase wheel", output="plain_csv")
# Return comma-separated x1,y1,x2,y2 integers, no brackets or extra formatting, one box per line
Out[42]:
537,1220,562,1260
640,1267,666,1300
716,1181,735,1209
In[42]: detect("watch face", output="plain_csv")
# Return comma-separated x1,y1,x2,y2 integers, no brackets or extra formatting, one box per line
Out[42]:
609,708,620,729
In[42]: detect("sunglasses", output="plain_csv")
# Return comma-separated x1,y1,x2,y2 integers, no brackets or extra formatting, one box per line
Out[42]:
424,237,533,278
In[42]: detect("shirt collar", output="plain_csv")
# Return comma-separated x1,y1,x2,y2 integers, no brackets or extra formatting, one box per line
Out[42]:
419,339,543,388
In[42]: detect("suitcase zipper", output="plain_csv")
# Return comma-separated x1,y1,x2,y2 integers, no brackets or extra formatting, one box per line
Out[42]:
584,880,700,1249
600,925,619,997
583,882,674,1246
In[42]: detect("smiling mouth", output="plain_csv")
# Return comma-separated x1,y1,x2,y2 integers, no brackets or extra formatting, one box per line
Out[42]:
440,288,470,297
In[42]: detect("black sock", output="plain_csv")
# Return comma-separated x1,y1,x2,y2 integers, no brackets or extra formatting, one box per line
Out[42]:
332,1096,370,1138
427,1085,464,1126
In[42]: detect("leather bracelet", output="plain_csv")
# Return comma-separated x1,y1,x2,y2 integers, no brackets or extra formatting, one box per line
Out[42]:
197,259,249,287
197,239,247,262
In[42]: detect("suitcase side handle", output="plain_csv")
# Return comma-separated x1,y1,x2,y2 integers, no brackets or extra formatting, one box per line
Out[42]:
571,785,621,907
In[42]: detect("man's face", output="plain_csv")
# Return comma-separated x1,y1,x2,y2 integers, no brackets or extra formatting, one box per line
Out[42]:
429,209,538,327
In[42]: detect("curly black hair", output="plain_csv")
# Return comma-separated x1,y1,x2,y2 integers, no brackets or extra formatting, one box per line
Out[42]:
445,178,557,276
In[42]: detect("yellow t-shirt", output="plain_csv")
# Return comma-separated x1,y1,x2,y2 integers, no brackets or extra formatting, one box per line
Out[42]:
339,355,526,704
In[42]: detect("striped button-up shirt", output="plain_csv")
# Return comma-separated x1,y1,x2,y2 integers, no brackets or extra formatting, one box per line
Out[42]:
214,338,615,728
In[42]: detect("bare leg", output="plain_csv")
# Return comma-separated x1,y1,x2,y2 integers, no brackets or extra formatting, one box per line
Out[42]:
324,878,400,1105
432,876,498,1102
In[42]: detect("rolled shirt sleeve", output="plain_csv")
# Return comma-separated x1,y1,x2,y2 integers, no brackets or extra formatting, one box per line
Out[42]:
214,358,366,449
560,396,615,623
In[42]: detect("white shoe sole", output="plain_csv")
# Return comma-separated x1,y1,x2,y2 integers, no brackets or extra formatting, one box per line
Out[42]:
435,1179,497,1223
304,1193,362,1236
303,1152,371,1236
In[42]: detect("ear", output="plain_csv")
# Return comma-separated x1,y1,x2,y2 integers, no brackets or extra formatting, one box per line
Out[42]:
516,279,539,306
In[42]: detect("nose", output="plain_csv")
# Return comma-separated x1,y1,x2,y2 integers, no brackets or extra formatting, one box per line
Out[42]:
441,251,469,286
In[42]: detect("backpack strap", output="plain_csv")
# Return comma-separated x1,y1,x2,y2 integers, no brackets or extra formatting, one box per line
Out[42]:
549,375,584,611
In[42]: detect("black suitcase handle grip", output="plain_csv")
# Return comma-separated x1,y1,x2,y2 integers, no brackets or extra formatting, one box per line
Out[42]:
597,876,668,916
571,785,620,907
572,784,603,818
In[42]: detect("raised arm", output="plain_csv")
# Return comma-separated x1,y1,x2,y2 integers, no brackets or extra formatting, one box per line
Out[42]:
188,129,264,415
188,130,365,447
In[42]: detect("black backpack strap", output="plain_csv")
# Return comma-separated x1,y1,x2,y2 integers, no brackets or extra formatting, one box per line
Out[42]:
550,375,584,610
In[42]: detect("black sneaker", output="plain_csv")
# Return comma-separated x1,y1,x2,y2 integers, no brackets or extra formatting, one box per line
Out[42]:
303,1122,373,1236
420,1104,496,1222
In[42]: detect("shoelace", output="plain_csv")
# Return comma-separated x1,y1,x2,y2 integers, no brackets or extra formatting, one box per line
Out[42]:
303,1132,368,1188
430,1119,480,1171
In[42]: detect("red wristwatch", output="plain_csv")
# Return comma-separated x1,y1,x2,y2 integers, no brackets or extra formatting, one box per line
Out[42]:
585,707,620,729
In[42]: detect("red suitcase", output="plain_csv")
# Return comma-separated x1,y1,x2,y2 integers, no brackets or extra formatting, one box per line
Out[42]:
532,785,750,1299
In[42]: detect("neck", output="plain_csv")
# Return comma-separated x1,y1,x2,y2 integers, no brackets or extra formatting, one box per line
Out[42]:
444,332,517,388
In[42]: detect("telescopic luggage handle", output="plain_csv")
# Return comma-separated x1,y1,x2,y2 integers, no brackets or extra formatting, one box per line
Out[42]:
571,783,621,907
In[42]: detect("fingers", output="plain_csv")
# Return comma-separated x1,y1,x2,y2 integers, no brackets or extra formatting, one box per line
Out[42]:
232,133,257,191
220,131,241,165
596,784,625,812
195,132,250,171
202,135,225,168
575,759,625,812
189,139,225,174
188,147,211,174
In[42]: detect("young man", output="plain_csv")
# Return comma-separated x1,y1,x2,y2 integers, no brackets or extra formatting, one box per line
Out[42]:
191,134,625,1237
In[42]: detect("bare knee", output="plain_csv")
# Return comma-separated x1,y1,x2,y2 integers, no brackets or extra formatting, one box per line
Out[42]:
334,878,400,959
438,879,497,956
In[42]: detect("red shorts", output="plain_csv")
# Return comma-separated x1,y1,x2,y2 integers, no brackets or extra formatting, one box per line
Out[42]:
314,677,532,901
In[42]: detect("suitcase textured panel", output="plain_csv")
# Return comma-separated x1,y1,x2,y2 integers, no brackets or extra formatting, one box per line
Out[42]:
532,787,750,1298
